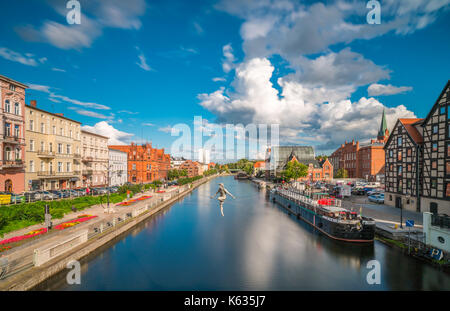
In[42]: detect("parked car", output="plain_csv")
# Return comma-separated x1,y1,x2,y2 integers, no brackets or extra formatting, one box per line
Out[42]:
24,191,40,202
10,193,25,204
352,187,365,195
39,191,59,200
368,193,384,204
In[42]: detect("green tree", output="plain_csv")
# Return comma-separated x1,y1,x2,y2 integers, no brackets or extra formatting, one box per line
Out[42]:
335,168,349,178
281,161,308,181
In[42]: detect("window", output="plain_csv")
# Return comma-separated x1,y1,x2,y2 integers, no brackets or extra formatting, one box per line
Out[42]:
432,143,438,152
29,160,34,172
398,165,402,176
14,125,19,137
49,143,53,153
398,137,402,146
4,147,11,161
29,120,34,131
433,125,438,134
398,180,403,192
67,144,71,154
132,164,136,170
40,141,44,152
432,160,437,169
40,123,45,133
447,162,450,175
407,179,412,189
14,102,20,115
40,161,45,172
66,162,71,172
4,123,10,136
58,143,62,154
441,106,446,114
431,179,437,189
30,140,34,151
15,148,20,160
407,148,412,157
9,84,15,91
60,128,63,136
4,100,10,113
408,164,412,172
52,126,56,135
389,150,393,157
58,162,63,172
397,151,402,161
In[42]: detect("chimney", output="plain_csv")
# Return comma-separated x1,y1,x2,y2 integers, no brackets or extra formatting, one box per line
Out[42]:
55,113,64,117
30,100,37,107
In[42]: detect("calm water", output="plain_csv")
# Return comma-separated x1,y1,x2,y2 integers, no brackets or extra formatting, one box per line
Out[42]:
39,176,450,290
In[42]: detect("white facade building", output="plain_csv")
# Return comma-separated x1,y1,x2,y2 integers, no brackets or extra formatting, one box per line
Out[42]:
198,148,210,165
108,148,127,186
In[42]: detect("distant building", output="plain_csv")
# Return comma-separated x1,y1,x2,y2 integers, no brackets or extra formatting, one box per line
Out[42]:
25,100,82,191
330,109,389,181
109,143,171,183
179,160,202,177
420,80,450,215
171,156,186,169
265,146,333,181
0,75,27,193
384,118,424,212
81,130,109,187
253,161,265,175
108,148,127,186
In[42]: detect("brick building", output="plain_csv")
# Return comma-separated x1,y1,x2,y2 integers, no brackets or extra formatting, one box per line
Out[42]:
179,160,202,178
330,109,389,180
0,75,27,193
109,143,170,183
265,146,333,181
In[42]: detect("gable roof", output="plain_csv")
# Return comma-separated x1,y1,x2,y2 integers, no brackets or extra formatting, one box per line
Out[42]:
384,118,423,148
378,108,388,138
422,80,450,125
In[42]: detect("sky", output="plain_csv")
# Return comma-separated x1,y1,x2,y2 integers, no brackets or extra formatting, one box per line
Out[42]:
0,0,449,161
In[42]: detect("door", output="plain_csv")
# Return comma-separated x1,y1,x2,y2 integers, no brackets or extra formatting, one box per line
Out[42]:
430,202,438,214
395,196,402,209
4,180,12,193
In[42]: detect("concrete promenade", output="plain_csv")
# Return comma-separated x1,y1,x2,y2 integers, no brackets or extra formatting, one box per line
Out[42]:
0,174,221,290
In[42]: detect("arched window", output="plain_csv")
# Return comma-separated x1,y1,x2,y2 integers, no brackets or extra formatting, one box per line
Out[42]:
5,147,11,161
5,100,10,113
14,102,20,115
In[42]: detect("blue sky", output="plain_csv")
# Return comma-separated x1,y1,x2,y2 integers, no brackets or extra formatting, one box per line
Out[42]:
0,0,449,160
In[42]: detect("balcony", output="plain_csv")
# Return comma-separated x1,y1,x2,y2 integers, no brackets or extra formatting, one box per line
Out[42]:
83,169,94,175
37,150,56,158
3,135,24,145
74,153,81,158
1,160,24,169
37,171,80,178
82,156,94,162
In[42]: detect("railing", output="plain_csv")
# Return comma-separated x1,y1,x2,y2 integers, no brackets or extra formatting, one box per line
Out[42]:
431,214,450,229
3,135,24,144
82,156,94,162
73,153,81,158
37,171,80,177
2,160,24,168
37,150,56,157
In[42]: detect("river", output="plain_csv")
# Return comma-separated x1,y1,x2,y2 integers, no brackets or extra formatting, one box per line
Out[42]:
37,176,450,290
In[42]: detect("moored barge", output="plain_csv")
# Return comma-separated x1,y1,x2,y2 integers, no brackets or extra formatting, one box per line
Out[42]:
270,187,375,243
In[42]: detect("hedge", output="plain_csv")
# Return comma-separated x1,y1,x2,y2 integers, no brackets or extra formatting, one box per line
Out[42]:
0,193,127,237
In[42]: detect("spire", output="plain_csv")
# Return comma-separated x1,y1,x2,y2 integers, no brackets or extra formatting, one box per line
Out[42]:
377,108,388,140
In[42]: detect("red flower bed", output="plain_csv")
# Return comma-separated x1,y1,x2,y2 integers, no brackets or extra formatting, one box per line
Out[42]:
156,190,165,193
54,215,98,230
0,228,47,246
0,245,11,253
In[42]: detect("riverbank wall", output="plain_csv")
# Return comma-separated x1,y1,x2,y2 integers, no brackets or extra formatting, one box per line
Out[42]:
0,174,221,291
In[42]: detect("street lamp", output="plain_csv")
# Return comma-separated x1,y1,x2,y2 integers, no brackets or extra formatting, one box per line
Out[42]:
99,163,115,214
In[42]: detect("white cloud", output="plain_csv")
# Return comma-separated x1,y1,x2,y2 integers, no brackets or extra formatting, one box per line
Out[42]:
142,122,155,126
82,121,134,145
136,47,152,71
199,57,416,152
16,0,147,50
222,44,236,73
51,67,66,72
158,126,173,133
368,83,413,96
28,83,110,110
212,77,226,82
193,21,204,35
0,47,40,66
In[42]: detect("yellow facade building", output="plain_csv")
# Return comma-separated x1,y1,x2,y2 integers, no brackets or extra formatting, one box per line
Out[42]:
25,101,82,190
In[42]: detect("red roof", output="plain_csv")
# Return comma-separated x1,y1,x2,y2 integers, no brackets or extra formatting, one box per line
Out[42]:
399,118,424,144
254,161,265,168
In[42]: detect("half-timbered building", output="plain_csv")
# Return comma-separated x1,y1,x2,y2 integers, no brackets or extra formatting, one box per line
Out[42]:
384,118,424,212
420,80,450,215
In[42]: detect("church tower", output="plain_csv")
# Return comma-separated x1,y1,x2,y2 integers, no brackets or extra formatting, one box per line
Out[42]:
377,108,389,142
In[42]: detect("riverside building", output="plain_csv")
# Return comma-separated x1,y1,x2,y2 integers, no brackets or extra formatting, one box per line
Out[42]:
25,100,82,190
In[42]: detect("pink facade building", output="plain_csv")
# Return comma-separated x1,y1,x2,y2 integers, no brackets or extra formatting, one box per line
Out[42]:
0,75,26,193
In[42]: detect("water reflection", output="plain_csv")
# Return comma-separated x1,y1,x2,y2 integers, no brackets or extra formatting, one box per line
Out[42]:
37,176,450,291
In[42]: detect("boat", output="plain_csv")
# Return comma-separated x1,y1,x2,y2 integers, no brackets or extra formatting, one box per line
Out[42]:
269,187,375,243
